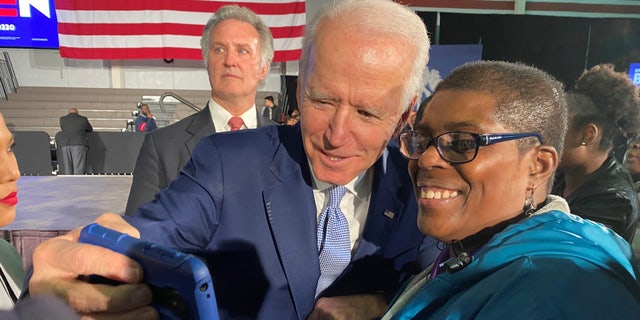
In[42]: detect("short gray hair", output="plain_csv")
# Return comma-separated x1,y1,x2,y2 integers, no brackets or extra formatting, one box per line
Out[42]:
432,61,567,192
200,5,274,78
299,0,429,111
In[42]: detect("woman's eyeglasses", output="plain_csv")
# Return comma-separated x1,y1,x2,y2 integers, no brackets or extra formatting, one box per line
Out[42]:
399,131,544,163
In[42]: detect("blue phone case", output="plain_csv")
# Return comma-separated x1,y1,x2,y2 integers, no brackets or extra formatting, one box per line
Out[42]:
78,223,219,320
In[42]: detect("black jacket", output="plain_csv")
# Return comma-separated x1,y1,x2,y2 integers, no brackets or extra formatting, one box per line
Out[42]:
552,155,639,242
58,113,93,146
262,104,283,123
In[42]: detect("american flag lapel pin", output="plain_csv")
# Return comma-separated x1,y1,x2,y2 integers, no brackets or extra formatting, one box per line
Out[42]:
383,210,395,219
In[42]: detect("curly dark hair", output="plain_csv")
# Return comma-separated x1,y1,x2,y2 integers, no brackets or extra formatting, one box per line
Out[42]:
569,64,640,152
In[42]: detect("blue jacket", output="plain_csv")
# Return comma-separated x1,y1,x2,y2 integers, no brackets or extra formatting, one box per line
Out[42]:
135,115,157,132
126,124,438,319
389,196,640,319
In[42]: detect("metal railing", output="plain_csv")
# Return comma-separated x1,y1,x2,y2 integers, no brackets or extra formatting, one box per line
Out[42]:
0,51,18,100
159,91,201,113
3,52,18,91
0,75,6,101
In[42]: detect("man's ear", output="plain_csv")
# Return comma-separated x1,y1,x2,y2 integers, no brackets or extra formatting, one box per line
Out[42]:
258,60,270,80
409,94,419,110
296,78,302,112
392,108,413,138
529,145,558,190
392,94,420,136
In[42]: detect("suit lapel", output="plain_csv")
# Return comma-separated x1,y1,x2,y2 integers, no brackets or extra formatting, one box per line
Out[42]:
184,105,215,157
264,127,319,318
354,149,404,260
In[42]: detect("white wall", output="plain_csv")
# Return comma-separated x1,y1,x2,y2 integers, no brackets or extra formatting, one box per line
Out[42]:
3,47,282,91
1,0,335,91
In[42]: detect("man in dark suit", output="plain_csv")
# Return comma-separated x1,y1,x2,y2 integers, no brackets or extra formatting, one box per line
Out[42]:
28,1,437,319
124,4,278,216
57,108,92,175
262,95,283,123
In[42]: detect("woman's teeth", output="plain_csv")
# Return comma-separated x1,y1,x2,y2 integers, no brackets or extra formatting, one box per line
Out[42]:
421,189,458,199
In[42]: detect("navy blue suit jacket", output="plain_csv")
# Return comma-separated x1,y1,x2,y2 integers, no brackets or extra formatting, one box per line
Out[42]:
124,105,278,216
125,124,438,319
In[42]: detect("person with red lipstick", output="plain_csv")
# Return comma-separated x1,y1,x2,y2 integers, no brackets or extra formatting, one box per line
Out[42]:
0,112,79,319
0,112,22,309
382,61,640,319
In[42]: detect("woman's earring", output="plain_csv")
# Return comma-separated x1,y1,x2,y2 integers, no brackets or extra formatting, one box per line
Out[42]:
523,187,536,217
580,141,587,146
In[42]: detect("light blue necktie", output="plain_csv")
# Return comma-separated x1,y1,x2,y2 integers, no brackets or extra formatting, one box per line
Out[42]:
316,185,350,297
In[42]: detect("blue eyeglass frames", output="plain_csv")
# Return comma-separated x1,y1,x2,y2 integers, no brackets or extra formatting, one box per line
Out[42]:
398,131,544,163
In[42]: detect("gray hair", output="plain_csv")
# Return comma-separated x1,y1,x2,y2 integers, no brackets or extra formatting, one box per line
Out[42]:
200,5,274,85
299,0,429,111
432,61,568,192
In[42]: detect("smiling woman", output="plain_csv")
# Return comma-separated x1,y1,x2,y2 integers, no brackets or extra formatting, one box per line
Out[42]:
383,60,640,319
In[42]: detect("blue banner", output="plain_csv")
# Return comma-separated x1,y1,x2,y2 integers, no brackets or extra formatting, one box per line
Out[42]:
630,63,640,88
0,0,59,49
421,44,483,98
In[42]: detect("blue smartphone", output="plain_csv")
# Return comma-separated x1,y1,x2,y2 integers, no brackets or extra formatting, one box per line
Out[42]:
78,223,219,320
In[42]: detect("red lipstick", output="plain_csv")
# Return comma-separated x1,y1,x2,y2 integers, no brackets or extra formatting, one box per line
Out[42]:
0,191,17,206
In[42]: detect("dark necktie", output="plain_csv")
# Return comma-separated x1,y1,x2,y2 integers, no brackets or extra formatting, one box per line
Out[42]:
228,116,244,131
316,185,350,296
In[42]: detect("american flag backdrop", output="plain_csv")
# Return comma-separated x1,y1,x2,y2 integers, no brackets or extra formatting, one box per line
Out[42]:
399,0,640,18
55,0,305,62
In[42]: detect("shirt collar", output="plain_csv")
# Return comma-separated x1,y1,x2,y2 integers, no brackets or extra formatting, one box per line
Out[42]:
309,163,373,200
208,98,257,131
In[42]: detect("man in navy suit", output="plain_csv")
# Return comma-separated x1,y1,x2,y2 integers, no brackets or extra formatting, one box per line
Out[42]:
28,1,438,319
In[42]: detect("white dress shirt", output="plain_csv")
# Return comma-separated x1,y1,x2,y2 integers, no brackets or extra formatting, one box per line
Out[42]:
208,98,258,132
312,167,373,254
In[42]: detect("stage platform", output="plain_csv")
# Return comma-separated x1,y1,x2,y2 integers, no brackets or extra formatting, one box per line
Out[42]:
6,175,132,230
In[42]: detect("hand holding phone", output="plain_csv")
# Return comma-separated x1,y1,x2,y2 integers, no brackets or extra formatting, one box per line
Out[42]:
78,223,219,320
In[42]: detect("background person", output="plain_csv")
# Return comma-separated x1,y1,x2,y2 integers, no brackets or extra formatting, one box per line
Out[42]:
552,64,640,243
134,103,157,132
286,109,300,126
624,137,640,192
57,108,92,175
385,60,640,319
262,95,283,123
124,5,278,216
27,1,438,319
